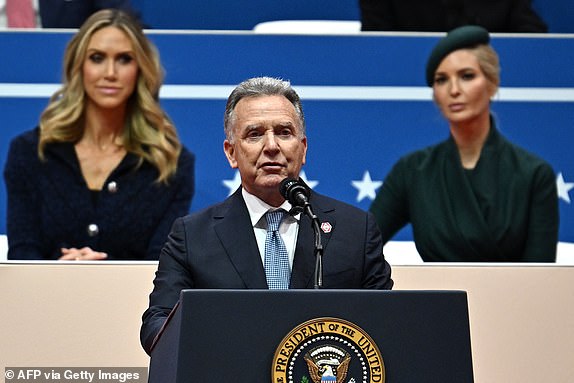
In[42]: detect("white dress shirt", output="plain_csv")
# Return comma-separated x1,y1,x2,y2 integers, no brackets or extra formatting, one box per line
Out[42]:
241,188,300,270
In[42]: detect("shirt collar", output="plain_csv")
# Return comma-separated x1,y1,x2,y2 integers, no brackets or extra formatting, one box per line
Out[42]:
241,188,299,227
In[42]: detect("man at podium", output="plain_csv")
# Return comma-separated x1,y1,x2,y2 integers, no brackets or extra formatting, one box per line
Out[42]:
140,77,393,354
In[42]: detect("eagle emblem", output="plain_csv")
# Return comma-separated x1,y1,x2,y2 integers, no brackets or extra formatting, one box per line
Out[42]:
304,345,351,383
271,317,385,383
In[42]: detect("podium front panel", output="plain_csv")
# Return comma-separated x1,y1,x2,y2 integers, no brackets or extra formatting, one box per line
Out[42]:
149,289,473,383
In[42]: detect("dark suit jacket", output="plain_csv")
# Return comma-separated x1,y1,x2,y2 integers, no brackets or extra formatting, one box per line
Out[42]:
360,0,548,32
39,0,139,28
140,188,393,354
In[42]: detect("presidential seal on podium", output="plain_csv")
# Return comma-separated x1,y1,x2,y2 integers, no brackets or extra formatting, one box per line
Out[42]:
272,317,385,383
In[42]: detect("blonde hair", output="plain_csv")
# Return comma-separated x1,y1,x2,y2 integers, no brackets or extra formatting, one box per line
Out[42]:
38,9,181,183
468,44,501,94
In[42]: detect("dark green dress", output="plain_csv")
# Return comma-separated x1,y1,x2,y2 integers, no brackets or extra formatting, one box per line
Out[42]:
370,121,559,262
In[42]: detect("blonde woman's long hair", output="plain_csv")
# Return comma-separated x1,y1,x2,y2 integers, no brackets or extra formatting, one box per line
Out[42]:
38,9,181,183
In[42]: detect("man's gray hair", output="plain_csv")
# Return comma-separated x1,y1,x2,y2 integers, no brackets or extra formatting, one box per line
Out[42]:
223,77,306,142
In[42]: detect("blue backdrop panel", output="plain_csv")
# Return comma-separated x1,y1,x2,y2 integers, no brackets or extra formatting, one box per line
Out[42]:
1,31,572,243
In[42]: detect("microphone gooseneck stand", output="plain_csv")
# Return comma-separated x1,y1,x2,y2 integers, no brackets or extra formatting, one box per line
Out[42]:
303,202,323,289
280,178,323,289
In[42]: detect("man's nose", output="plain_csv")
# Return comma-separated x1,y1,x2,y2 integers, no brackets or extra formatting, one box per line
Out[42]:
263,131,280,150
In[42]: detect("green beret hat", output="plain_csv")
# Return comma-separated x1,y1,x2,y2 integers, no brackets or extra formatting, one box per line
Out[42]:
425,25,490,87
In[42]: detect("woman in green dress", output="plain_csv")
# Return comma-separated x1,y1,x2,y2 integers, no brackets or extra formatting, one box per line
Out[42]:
370,25,558,262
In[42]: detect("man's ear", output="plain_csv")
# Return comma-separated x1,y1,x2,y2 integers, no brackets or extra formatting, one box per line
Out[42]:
223,140,238,168
301,136,307,166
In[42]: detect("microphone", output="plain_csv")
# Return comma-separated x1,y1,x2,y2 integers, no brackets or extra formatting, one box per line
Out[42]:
279,178,310,208
279,178,323,289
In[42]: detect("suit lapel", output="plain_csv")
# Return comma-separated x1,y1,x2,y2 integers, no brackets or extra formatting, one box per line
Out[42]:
213,189,268,289
290,193,335,288
212,189,336,289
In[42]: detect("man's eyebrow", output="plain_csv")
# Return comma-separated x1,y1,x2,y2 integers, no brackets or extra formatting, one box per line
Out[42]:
244,124,262,130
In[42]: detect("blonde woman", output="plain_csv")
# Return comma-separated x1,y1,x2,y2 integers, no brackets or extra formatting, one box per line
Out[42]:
4,9,194,260
370,26,558,262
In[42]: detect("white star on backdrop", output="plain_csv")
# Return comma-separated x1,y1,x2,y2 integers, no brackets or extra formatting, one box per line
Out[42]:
299,170,318,189
222,171,242,196
222,170,319,196
557,172,574,204
351,171,383,202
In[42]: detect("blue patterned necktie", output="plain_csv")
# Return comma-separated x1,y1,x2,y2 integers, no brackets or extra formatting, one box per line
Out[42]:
264,209,291,289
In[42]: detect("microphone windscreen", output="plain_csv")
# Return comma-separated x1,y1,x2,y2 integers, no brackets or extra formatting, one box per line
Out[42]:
279,178,309,206
279,178,299,200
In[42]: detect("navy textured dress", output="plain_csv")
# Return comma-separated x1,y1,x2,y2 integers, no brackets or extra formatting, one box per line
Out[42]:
4,128,195,260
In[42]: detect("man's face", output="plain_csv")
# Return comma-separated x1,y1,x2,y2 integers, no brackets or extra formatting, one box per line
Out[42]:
223,95,307,205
